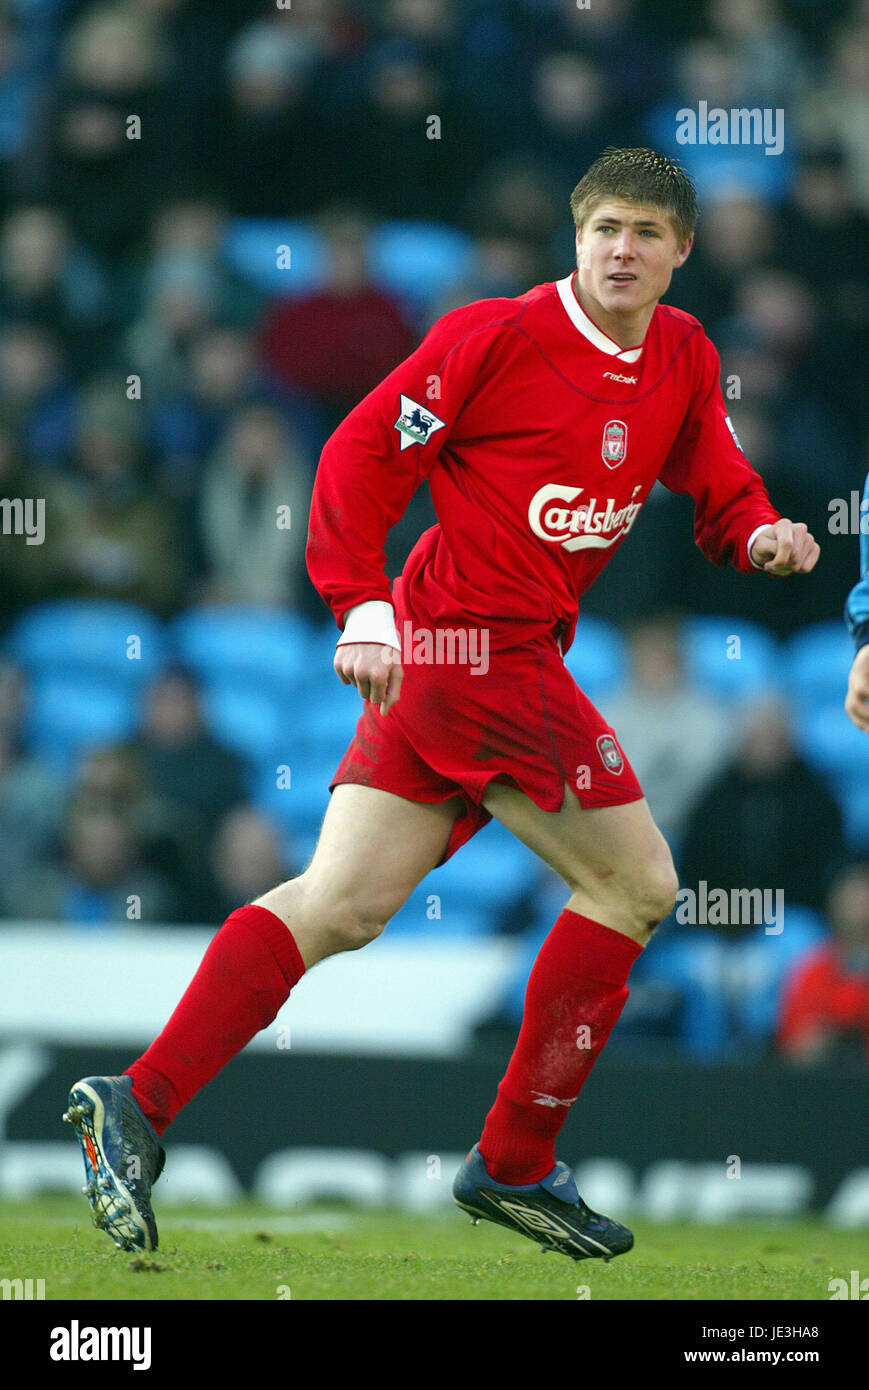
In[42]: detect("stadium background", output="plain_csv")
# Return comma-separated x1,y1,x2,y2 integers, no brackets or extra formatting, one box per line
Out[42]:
0,0,868,1224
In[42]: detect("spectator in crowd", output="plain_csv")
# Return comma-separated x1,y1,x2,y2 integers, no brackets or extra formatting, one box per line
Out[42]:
429,233,546,320
778,862,869,1065
202,805,295,924
679,693,845,918
519,51,634,190
132,667,246,837
633,691,839,1059
462,155,566,266
552,0,671,116
0,659,62,908
2,793,178,925
0,205,112,373
707,0,809,110
601,616,735,853
36,4,180,262
0,1,49,218
33,378,185,613
125,250,222,400
148,324,308,516
377,0,523,133
647,38,794,201
0,323,76,468
257,207,416,432
341,43,488,224
777,150,869,322
216,18,327,217
128,196,259,335
797,16,869,214
775,150,869,451
73,743,207,924
196,402,312,608
148,326,260,512
672,190,775,328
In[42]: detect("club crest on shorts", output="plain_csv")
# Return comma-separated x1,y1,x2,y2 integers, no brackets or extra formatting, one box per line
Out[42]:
596,733,624,774
394,394,445,451
601,419,627,469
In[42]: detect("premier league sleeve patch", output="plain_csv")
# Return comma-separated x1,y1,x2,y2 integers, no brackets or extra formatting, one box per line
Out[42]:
394,394,446,451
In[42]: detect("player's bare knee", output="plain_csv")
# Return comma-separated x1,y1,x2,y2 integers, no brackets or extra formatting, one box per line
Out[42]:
301,878,391,953
326,902,387,952
632,855,679,931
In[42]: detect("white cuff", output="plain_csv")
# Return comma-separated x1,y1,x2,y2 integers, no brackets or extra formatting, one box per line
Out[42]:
746,522,773,570
337,600,401,651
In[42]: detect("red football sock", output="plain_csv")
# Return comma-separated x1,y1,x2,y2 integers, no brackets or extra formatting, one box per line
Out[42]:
479,908,642,1185
125,905,305,1136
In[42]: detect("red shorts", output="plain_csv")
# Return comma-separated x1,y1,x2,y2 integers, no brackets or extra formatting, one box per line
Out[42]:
330,624,644,862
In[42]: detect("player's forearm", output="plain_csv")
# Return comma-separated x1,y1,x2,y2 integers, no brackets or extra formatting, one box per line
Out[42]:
694,485,780,572
305,429,403,628
306,518,394,628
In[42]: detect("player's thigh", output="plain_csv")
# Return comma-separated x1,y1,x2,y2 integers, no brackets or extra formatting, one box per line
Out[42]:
307,783,462,909
259,783,463,938
482,779,678,919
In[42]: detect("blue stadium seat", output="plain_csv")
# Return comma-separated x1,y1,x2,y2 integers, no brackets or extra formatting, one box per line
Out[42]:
681,615,778,700
386,883,494,937
8,600,166,688
792,701,869,782
169,607,313,698
498,919,549,1023
642,905,827,1058
563,616,628,700
369,221,476,310
783,622,854,710
201,683,287,765
792,701,869,850
428,819,538,916
841,780,869,852
222,219,325,295
251,757,330,836
27,675,139,766
737,905,828,1042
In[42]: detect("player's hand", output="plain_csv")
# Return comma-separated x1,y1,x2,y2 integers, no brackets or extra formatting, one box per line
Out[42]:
749,519,820,575
845,644,869,732
334,642,403,715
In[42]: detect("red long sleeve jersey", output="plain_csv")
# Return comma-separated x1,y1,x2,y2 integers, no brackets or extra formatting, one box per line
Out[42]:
306,272,780,654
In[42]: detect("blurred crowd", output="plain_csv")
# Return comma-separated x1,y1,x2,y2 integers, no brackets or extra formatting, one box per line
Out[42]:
1,0,868,1063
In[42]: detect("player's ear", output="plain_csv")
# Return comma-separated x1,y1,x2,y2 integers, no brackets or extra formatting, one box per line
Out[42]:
673,234,693,268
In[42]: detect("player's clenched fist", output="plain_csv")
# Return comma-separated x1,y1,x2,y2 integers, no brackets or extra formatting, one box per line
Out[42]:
845,645,869,732
334,642,403,715
749,519,820,575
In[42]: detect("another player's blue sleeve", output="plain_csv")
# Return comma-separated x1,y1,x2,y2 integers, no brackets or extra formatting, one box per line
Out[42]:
845,471,869,652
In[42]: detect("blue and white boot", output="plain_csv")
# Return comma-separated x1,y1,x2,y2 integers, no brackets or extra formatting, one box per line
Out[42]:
63,1075,165,1252
453,1144,633,1262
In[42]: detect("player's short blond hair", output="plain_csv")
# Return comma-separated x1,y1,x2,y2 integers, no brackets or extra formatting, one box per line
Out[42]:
570,147,698,244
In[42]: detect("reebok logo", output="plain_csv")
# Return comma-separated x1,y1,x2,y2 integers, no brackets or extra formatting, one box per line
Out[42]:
531,1091,577,1108
602,372,637,384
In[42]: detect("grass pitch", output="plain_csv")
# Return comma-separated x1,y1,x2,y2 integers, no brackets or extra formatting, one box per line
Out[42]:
1,1198,867,1300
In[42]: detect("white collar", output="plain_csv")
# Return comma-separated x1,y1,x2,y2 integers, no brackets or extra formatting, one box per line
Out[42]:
556,273,645,362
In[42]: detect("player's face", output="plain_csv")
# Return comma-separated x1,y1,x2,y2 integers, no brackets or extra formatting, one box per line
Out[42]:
574,200,693,332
